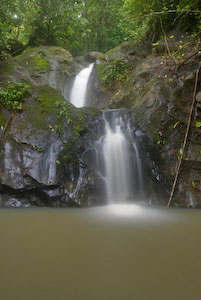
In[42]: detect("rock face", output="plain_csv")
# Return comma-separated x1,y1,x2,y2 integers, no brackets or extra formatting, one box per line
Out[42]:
0,47,105,207
1,41,201,208
85,66,109,108
96,40,201,207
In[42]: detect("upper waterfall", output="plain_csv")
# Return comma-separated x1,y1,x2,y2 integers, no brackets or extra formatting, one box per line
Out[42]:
70,63,94,108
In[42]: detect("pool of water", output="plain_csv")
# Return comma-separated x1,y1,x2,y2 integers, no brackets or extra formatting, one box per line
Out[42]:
0,204,201,300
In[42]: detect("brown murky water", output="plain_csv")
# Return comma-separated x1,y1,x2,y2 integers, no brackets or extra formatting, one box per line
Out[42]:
0,204,201,300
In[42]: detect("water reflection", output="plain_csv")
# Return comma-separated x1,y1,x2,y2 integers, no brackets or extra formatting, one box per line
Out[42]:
107,204,143,216
87,203,181,224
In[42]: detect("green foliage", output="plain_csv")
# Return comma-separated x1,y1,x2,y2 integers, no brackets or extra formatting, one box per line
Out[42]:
0,0,40,59
55,101,87,137
84,0,128,53
195,121,201,128
55,101,72,125
0,0,200,58
98,59,132,90
32,145,43,152
155,130,166,148
0,82,30,110
122,0,201,43
0,0,129,57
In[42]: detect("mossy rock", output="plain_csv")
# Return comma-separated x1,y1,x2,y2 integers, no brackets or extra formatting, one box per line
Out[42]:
0,61,16,84
14,48,50,73
30,85,98,138
8,85,69,135
0,46,74,83
41,46,73,63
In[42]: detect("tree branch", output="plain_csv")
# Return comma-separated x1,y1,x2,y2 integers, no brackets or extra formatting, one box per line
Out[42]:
131,9,201,20
167,66,201,207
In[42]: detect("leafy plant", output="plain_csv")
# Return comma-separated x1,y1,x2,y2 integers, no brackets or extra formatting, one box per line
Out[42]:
31,145,43,152
55,101,72,125
0,82,30,110
195,121,201,128
55,100,87,137
99,59,132,90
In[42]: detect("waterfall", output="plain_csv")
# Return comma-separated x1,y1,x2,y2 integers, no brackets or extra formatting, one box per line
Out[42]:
70,63,94,108
95,110,143,203
69,64,144,204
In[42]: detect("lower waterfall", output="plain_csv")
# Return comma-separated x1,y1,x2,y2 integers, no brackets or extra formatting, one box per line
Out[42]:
95,109,143,203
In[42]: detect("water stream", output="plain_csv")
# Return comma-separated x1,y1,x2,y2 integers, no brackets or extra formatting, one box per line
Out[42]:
70,63,94,107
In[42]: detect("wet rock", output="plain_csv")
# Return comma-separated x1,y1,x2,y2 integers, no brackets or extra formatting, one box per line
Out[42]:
86,65,109,108
0,48,106,207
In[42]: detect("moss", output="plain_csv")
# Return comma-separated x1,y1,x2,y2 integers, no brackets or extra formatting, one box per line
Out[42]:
13,47,50,73
0,61,16,83
23,85,89,137
97,59,132,92
0,46,74,87
23,100,49,131
20,85,65,131
36,86,64,112
71,108,88,137
0,112,8,127
27,55,49,72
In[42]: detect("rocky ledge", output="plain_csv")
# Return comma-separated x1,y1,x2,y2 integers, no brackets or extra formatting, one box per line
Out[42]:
96,36,201,207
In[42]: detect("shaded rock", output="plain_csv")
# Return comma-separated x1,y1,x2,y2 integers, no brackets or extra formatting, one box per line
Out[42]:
85,51,103,63
196,91,201,102
85,64,109,108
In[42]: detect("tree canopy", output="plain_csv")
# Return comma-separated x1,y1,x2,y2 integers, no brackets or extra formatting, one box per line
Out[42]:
0,0,200,59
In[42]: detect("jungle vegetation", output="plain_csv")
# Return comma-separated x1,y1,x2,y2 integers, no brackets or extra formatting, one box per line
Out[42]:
0,0,200,59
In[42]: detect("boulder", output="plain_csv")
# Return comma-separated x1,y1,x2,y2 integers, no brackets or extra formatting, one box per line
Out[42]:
0,47,105,207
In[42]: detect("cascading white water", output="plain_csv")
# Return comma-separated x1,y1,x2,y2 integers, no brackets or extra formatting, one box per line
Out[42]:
69,64,143,204
70,63,94,107
96,110,143,203
103,115,132,202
